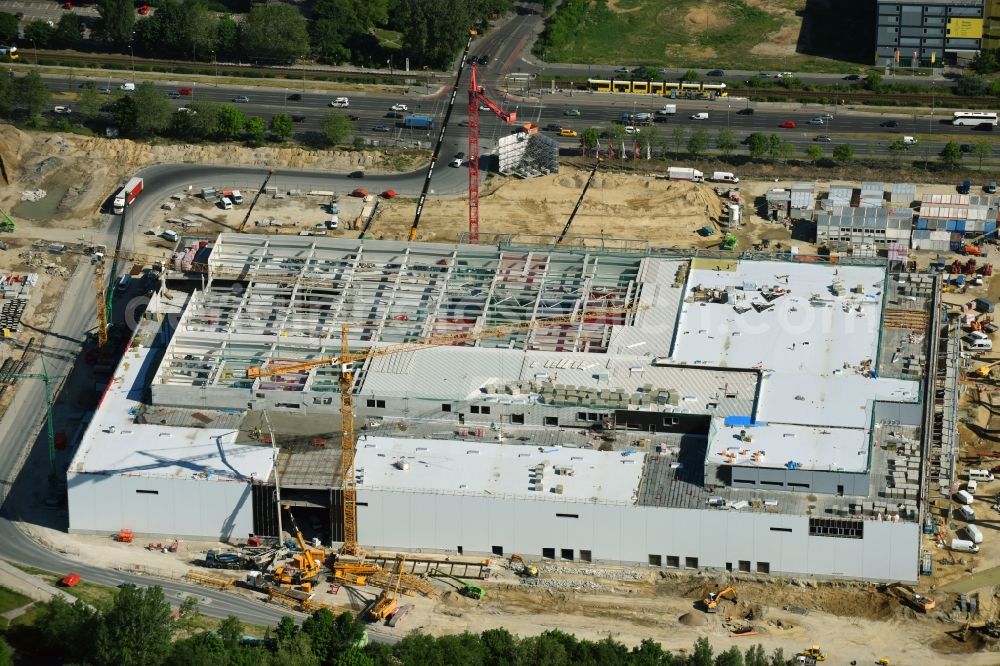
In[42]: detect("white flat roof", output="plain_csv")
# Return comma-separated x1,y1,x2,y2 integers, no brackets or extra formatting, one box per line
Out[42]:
757,372,918,429
708,422,869,473
69,331,273,482
355,436,644,505
672,260,885,375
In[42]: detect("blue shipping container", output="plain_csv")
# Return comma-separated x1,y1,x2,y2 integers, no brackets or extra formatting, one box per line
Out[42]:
956,221,966,233
916,219,928,230
987,221,997,232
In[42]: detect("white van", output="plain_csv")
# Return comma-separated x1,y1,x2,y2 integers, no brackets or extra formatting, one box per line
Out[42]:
120,82,135,91
951,538,980,553
331,97,350,107
970,469,995,482
958,504,976,521
965,524,984,544
161,229,179,242
967,339,993,352
690,112,709,120
902,136,918,145
220,197,233,210
711,171,739,184
956,489,975,505
968,479,979,494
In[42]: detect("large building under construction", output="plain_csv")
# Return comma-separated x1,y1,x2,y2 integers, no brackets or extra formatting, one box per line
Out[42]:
67,234,954,583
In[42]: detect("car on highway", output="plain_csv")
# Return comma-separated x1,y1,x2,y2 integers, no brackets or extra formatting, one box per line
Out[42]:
690,112,708,120
779,120,797,128
814,135,832,142
545,123,562,132
390,103,408,112
880,120,898,128
477,55,490,65
178,88,193,95
559,128,578,137
287,93,301,101
99,86,111,94
819,113,834,120
564,109,580,116
291,114,306,122
53,106,71,114
706,69,725,77
232,95,250,103
777,71,793,79
166,91,180,99
736,108,754,115
614,67,630,74
757,72,771,78
844,74,861,81
478,104,490,111
807,117,825,125
331,97,349,107
458,120,469,127
624,125,640,135
961,143,974,153
348,171,364,178
450,157,464,167
373,124,390,132
347,114,360,121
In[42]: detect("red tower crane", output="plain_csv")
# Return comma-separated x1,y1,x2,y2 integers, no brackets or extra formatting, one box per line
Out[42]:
467,62,516,244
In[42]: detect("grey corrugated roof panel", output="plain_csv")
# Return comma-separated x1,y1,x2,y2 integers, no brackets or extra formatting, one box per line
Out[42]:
790,182,814,192
860,182,884,196
790,190,815,209
766,189,791,203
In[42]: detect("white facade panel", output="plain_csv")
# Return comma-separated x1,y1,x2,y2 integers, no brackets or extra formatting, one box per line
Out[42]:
67,473,255,539
357,489,919,582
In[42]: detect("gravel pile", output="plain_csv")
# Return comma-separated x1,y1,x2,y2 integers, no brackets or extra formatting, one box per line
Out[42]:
537,565,644,581
519,578,606,591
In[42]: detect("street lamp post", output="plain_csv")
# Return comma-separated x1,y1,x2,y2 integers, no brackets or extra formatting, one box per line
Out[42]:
29,39,36,65
128,42,135,82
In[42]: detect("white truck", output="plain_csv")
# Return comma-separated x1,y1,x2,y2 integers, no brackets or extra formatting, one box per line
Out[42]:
667,166,704,183
711,171,739,184
112,176,143,214
951,538,980,553
655,104,677,116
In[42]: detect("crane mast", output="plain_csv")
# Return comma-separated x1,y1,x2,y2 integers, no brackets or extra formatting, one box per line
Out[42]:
467,63,516,244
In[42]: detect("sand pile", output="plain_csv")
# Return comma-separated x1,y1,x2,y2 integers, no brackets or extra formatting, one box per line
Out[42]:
678,612,706,626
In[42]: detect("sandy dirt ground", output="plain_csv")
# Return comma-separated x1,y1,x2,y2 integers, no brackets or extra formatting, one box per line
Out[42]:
5,126,1000,661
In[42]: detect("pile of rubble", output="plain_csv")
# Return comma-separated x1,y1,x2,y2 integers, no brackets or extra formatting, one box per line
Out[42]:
20,189,46,202
537,565,645,581
519,578,606,591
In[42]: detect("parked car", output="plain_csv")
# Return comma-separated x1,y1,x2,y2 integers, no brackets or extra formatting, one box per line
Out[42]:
706,69,725,77
564,108,580,116
880,120,899,128
779,120,797,128
614,67,630,74
373,124,390,132
961,143,973,153
559,128,578,137
348,171,364,178
736,108,754,115
814,135,832,142
291,114,306,123
232,95,250,103
986,180,998,194
390,103,408,112
820,113,834,120
624,125,640,135
843,74,861,81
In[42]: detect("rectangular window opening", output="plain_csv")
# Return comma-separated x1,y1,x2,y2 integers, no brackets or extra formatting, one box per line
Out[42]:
649,554,663,567
442,403,452,412
544,416,559,427
684,556,699,569
738,560,751,573
757,561,771,574
769,527,793,533
666,555,680,568
555,513,579,519
135,489,159,495
579,550,592,563
356,502,368,507
510,413,525,425
561,548,574,561
542,547,555,560
492,545,504,556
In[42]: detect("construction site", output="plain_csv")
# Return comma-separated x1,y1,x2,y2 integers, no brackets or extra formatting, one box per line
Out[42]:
1,119,1000,662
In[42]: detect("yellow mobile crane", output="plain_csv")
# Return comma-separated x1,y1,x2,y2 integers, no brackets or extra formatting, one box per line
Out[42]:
273,504,323,590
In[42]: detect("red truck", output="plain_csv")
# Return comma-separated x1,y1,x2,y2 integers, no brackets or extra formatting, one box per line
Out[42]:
113,177,143,214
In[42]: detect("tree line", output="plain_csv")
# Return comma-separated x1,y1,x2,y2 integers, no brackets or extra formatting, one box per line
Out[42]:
0,0,513,70
2,582,796,666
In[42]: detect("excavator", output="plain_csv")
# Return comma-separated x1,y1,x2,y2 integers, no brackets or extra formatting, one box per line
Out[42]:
273,505,323,590
974,359,1000,379
433,569,485,600
509,553,538,578
701,586,737,613
885,582,935,612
